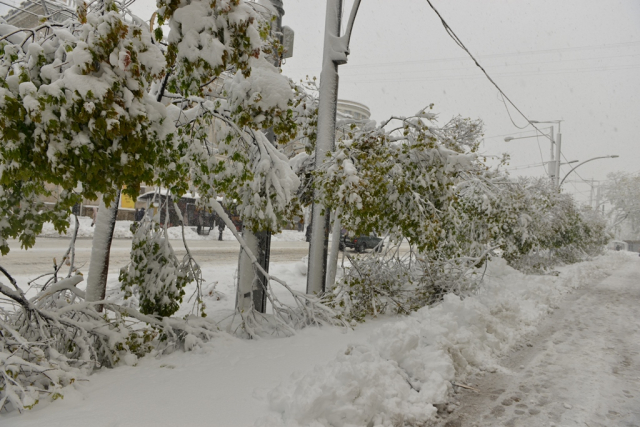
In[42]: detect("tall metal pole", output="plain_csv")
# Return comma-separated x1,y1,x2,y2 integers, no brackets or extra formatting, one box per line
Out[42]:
307,0,344,295
547,126,556,182
554,123,562,186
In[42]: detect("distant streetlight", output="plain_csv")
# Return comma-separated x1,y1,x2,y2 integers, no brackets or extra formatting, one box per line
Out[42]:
559,155,619,186
530,120,563,186
504,127,560,181
504,132,552,142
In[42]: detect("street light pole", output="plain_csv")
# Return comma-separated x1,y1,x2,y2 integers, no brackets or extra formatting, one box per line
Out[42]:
554,123,562,186
559,155,619,186
307,0,361,295
306,0,343,296
530,120,563,185
548,126,555,179
504,127,556,181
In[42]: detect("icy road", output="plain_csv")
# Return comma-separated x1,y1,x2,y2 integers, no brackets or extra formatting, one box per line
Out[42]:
439,259,640,427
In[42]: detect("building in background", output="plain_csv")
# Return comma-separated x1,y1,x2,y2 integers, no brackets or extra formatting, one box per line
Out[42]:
336,99,371,121
2,0,75,28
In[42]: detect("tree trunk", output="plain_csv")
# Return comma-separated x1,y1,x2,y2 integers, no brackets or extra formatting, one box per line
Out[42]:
326,210,342,290
85,191,120,311
236,229,270,313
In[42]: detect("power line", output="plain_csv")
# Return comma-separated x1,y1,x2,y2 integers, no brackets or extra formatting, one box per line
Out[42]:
484,129,545,140
499,92,529,129
342,63,640,84
286,40,640,72
423,0,547,137
506,162,548,171
337,53,640,78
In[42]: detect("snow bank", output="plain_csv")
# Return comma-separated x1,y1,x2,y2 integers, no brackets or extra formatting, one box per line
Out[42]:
38,217,307,242
39,216,134,239
260,252,628,427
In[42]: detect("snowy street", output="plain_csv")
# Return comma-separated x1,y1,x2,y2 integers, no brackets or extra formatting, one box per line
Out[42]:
440,258,640,427
1,0,639,423
1,236,310,275
1,252,637,426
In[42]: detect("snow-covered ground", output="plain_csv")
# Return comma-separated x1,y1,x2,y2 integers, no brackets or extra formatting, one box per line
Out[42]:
1,251,636,426
38,217,308,242
439,256,640,426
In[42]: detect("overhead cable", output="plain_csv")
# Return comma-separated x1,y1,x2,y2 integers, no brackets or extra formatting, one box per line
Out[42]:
338,41,640,70
424,0,549,135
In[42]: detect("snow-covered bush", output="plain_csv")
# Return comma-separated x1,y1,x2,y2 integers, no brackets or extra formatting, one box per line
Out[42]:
484,177,608,271
328,243,489,323
119,218,192,317
329,249,415,322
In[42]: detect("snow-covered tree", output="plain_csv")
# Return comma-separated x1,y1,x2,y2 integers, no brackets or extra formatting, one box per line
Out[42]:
0,0,312,304
120,216,190,317
602,172,640,239
316,108,608,321
0,0,323,411
0,0,182,307
316,109,485,257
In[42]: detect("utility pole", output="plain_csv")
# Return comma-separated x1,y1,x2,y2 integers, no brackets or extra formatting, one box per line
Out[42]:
307,0,361,294
236,0,284,313
547,126,556,182
531,120,563,187
554,123,562,186
596,184,605,214
306,0,343,295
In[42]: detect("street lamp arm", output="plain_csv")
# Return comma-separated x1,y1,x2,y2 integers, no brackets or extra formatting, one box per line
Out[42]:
342,0,362,52
560,156,619,186
504,132,553,143
330,0,362,65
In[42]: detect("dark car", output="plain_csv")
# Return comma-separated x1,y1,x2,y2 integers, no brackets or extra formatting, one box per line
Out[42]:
339,233,384,253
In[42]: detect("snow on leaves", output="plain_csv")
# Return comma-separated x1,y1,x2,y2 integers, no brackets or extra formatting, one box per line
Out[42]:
0,0,309,252
120,218,191,317
0,0,175,253
318,112,485,256
158,0,269,96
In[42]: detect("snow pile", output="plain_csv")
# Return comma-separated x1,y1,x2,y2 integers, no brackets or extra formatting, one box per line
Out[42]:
39,217,134,239
271,231,307,242
260,252,627,427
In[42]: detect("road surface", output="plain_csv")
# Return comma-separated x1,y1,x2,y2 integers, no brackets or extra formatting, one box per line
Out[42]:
439,259,640,427
0,238,311,276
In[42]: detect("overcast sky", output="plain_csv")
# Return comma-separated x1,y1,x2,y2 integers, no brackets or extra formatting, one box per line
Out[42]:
2,0,638,203
278,0,640,203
